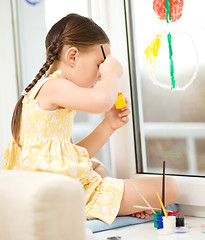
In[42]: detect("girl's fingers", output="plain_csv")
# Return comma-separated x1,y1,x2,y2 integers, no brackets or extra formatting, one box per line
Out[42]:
119,109,130,118
120,106,129,112
145,210,153,215
119,98,130,110
144,213,150,219
121,116,129,122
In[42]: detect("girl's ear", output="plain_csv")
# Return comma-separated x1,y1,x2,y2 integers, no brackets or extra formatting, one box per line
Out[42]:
64,47,78,66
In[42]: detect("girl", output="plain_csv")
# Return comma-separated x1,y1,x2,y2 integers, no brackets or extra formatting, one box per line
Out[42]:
3,13,177,224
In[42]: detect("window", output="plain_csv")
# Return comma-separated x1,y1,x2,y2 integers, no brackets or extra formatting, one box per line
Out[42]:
126,0,205,177
113,0,205,214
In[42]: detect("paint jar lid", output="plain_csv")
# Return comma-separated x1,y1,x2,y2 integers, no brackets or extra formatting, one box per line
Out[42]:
168,211,180,216
176,214,184,219
163,216,176,222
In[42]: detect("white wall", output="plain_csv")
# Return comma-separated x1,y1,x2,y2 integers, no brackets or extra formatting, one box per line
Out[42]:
17,0,46,89
93,0,136,178
0,1,18,166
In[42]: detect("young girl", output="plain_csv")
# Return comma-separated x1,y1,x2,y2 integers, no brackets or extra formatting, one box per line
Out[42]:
3,13,177,224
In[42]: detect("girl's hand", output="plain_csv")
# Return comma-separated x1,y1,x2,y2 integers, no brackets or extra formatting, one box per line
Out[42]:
131,210,153,219
103,98,131,131
99,55,123,79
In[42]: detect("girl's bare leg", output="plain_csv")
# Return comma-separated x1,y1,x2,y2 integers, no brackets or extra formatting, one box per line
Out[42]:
91,158,109,178
118,176,178,218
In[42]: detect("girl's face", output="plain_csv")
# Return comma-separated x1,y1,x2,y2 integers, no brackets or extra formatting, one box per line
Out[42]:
63,43,111,88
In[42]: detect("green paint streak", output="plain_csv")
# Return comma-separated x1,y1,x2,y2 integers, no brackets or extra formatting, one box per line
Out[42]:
167,32,175,90
166,0,171,23
166,0,175,90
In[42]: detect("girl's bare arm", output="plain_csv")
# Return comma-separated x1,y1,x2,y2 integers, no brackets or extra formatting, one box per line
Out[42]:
76,120,114,159
40,56,122,114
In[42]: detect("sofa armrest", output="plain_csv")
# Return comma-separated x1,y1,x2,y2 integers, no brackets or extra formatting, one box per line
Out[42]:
0,170,86,240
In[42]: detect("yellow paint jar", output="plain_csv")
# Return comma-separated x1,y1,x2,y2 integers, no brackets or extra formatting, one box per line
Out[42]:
115,92,126,109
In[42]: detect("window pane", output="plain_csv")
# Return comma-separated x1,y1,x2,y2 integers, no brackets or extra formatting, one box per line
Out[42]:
131,0,205,175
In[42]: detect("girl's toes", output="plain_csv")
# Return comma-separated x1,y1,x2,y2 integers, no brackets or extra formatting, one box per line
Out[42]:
144,213,150,219
136,213,141,218
140,212,145,218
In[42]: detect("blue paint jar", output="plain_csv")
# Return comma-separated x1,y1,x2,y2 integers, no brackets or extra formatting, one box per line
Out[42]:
153,212,161,228
157,215,163,229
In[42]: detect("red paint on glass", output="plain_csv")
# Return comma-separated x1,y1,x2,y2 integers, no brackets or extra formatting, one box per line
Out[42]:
153,0,184,22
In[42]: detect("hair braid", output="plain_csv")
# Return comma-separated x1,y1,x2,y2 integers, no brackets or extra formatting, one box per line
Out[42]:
24,41,61,93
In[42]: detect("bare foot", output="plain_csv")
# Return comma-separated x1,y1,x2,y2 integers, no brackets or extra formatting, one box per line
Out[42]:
130,210,153,219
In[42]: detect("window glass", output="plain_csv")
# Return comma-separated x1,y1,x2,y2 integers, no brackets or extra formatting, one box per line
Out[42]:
131,0,205,175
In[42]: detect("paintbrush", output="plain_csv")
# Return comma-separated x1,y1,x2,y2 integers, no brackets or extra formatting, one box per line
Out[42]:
162,161,165,216
157,192,168,217
132,205,172,212
100,45,106,60
130,181,156,214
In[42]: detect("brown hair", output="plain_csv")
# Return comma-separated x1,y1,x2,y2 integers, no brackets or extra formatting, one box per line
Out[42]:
11,13,110,146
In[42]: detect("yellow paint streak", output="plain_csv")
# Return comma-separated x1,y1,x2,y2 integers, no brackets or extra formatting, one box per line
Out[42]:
145,34,161,68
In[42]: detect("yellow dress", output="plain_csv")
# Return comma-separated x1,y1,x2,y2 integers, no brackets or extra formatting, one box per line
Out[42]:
3,71,124,224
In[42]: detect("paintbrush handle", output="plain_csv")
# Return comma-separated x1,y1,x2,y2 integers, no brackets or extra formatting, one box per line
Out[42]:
157,192,168,217
132,205,172,212
129,181,156,214
100,45,106,60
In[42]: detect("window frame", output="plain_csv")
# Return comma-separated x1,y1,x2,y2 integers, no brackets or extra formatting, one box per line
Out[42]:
109,0,205,216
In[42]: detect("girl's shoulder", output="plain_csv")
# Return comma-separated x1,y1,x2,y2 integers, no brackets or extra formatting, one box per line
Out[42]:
26,77,72,112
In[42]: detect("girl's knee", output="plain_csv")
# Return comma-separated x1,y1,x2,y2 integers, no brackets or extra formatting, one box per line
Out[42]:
91,158,109,178
95,165,109,178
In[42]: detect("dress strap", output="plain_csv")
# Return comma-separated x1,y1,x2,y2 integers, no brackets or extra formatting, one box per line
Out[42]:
27,70,62,100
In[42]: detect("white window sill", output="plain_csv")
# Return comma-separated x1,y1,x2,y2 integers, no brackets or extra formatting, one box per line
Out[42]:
94,216,205,240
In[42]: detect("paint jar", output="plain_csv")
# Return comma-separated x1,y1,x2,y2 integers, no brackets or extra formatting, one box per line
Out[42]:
176,214,184,227
153,212,161,228
115,92,126,109
162,216,176,234
156,215,163,229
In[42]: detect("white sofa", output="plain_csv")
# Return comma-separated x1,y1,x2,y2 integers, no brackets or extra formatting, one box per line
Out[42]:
0,169,87,240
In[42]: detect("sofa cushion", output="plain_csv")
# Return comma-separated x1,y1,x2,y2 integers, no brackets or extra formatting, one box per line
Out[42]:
0,170,86,240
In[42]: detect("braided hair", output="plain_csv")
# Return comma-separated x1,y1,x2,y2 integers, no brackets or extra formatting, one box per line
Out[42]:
11,13,110,146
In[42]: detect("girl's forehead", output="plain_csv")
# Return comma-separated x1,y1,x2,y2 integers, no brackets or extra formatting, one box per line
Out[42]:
90,43,111,55
101,43,111,55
